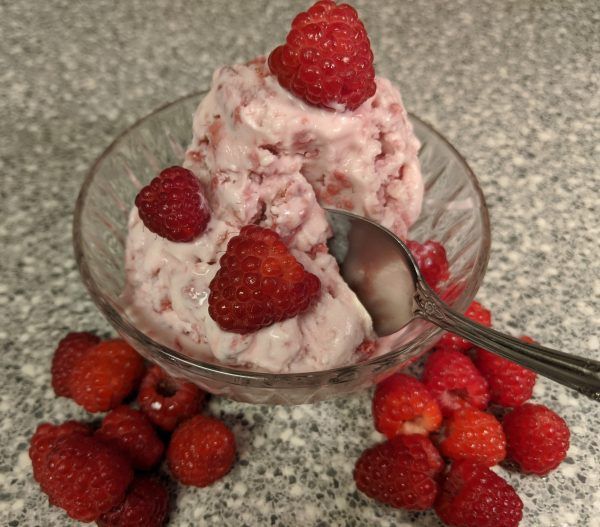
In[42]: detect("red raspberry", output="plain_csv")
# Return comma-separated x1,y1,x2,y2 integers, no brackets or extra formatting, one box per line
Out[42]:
503,403,570,475
137,365,205,431
41,434,133,522
51,331,100,398
208,225,321,333
354,434,444,510
437,300,492,353
372,373,442,439
29,421,92,484
97,475,169,527
167,415,236,487
435,460,523,527
474,337,537,407
406,240,450,292
135,166,210,242
70,339,145,413
440,408,506,466
97,406,164,470
268,0,376,111
423,348,490,417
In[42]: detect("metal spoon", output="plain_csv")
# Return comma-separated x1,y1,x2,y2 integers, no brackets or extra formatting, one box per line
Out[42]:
325,208,600,401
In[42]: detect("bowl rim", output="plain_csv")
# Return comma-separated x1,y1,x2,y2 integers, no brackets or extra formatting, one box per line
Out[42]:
73,91,491,386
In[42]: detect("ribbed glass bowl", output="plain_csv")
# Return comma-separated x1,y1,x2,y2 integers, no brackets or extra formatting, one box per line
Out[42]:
73,92,490,405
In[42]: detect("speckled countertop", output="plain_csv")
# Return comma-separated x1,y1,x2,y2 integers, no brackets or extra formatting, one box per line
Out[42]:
1,0,599,525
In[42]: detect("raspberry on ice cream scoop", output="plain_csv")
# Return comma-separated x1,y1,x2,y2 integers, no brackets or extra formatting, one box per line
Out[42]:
372,373,442,438
268,0,376,110
167,415,236,487
51,331,100,398
503,403,570,475
406,239,450,292
137,365,205,432
437,300,492,353
354,434,444,510
435,460,523,527
135,166,210,242
208,225,321,333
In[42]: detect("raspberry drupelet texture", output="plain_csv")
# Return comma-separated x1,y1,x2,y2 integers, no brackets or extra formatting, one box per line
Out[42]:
97,406,165,471
69,339,145,413
437,300,492,353
503,403,570,475
40,434,133,522
354,434,444,510
435,460,523,527
372,373,442,438
51,331,100,398
137,365,205,432
208,225,321,333
135,166,210,242
406,240,450,292
97,475,170,527
268,0,376,110
423,348,490,417
167,415,236,487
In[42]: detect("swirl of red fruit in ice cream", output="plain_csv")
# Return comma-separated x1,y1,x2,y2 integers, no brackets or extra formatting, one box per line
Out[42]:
268,0,376,110
208,225,321,334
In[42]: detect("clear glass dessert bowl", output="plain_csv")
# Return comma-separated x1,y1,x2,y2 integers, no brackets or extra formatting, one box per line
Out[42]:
73,92,490,405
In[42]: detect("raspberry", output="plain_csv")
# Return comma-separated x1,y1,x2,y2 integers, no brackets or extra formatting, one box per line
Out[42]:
406,240,450,292
208,225,321,333
137,365,205,431
423,349,490,417
97,406,164,470
135,165,210,242
372,373,442,438
51,331,100,398
268,0,376,110
97,475,169,527
440,408,506,466
435,460,523,527
503,403,570,475
29,421,92,484
167,415,236,487
474,337,537,407
41,434,133,522
437,300,492,353
354,434,444,510
70,339,145,413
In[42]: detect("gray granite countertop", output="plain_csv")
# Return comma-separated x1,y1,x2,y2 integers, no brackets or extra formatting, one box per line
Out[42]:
1,1,599,525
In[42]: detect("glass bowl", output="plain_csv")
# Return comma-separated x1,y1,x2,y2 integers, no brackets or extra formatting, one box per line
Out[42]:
73,92,490,405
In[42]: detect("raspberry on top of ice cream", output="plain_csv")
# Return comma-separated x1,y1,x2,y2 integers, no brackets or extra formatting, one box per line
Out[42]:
268,0,376,111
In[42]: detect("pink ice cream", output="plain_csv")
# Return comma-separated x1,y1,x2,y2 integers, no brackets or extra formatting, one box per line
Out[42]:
124,57,423,373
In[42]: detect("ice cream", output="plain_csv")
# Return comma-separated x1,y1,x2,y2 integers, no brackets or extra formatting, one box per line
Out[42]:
124,56,423,373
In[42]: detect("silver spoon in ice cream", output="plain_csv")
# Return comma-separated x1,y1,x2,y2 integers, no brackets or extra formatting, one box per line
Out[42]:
325,208,600,402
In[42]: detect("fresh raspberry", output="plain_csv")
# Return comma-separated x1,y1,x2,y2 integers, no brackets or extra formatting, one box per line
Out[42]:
354,434,444,510
503,403,570,475
406,240,450,292
135,166,210,242
41,434,133,522
437,300,492,353
474,337,537,407
167,415,236,487
372,373,442,439
97,475,169,527
29,421,92,484
51,331,100,398
435,460,523,527
440,408,506,466
423,349,490,417
137,365,205,432
208,225,321,333
97,406,164,470
70,339,145,413
268,0,376,111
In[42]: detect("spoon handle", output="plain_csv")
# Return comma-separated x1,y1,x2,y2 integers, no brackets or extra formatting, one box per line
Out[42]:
414,282,600,402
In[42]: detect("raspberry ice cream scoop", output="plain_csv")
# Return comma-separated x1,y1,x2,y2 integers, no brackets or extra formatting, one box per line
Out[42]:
123,54,424,373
